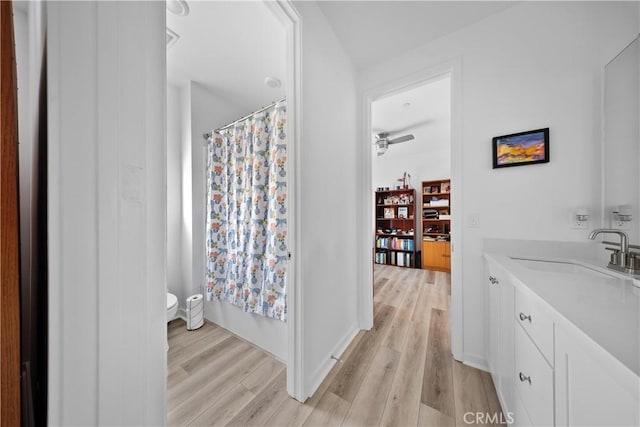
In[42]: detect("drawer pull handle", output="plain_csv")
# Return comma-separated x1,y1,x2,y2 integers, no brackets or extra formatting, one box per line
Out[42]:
489,276,499,285
519,372,532,385
519,312,532,323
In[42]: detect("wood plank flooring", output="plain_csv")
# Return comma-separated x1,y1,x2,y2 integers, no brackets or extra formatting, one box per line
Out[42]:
168,264,503,426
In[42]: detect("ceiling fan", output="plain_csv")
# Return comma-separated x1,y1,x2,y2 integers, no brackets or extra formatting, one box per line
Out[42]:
374,132,415,156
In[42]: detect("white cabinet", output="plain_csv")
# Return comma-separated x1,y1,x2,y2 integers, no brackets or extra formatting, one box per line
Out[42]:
485,259,516,419
485,253,639,427
555,324,640,427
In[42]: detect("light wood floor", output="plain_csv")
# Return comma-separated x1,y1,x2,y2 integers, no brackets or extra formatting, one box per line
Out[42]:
168,264,503,426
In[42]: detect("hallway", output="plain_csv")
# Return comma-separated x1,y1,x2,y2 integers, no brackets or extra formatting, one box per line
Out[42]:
167,265,502,426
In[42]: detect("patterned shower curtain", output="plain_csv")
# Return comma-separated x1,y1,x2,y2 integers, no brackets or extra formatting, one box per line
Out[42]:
205,101,287,321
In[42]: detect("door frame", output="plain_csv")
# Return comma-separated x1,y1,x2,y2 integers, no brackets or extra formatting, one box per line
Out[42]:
359,59,464,360
1,1,22,424
264,0,304,401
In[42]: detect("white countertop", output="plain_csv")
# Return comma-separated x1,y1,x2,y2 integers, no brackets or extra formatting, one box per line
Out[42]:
485,252,640,377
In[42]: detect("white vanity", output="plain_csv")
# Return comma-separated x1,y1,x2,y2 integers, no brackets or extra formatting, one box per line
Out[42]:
484,251,639,426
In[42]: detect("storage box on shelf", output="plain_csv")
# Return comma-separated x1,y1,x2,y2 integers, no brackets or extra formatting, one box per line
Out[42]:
421,179,451,272
374,188,417,268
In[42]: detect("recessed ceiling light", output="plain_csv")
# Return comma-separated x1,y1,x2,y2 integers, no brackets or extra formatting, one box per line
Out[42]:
167,0,189,16
403,102,411,108
264,77,282,89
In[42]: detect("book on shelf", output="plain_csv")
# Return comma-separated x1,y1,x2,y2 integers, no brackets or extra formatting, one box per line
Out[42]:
375,252,388,264
439,214,451,220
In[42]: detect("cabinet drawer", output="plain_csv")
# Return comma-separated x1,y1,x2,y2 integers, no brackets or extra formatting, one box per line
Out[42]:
515,289,554,365
515,323,554,427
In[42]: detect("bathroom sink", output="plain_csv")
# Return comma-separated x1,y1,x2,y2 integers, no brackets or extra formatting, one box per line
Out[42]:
511,258,615,279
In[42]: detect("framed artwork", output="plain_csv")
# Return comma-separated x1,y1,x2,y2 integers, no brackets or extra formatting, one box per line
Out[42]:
492,128,549,168
397,207,408,219
384,207,395,219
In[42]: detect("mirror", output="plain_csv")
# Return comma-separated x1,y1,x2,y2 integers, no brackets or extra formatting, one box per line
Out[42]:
603,35,639,244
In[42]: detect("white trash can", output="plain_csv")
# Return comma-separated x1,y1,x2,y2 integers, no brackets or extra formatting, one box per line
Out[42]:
186,294,204,330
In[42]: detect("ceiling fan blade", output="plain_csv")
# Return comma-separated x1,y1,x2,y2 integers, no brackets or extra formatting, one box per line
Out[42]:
388,134,414,145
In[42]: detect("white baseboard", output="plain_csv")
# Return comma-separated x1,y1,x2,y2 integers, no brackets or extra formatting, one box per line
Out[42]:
463,352,489,372
177,308,187,322
305,324,359,400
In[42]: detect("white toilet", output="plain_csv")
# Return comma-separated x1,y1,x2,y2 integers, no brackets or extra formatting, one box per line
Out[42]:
167,292,178,323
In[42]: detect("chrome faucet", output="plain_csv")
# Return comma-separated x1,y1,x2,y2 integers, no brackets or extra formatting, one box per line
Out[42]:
588,229,629,253
588,228,639,273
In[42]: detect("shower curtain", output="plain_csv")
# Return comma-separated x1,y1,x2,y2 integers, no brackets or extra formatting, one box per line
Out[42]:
205,101,287,321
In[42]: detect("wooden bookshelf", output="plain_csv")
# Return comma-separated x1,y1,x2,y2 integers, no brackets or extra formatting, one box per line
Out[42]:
374,188,417,268
421,179,451,272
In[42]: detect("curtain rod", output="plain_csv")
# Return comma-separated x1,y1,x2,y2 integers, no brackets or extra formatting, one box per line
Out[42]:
203,97,286,141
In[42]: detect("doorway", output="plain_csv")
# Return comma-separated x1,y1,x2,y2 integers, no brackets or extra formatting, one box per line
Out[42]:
361,62,463,360
164,1,303,423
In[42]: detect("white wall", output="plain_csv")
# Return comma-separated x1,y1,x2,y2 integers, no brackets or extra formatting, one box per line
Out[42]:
359,1,639,367
167,84,184,304
47,2,166,424
373,143,450,191
293,1,360,398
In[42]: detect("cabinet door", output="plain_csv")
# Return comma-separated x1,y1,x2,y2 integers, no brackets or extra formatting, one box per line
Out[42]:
486,260,501,376
555,324,640,426
423,241,450,271
440,242,451,270
422,242,438,269
498,276,516,418
485,259,516,420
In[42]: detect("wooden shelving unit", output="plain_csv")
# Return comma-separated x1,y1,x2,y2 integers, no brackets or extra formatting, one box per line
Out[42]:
421,179,451,272
374,188,417,268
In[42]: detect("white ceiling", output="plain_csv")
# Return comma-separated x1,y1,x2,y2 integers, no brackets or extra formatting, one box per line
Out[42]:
166,1,513,126
372,75,450,136
316,1,516,70
372,75,451,153
167,1,286,112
